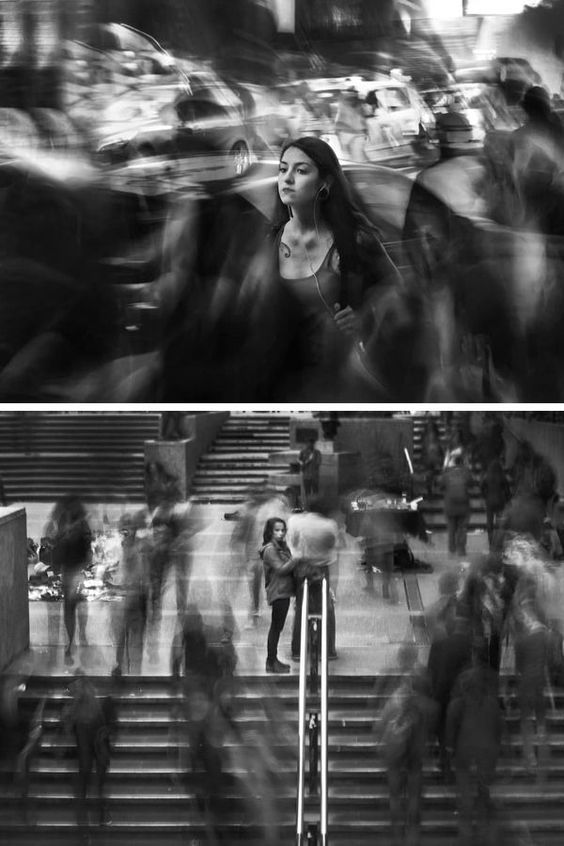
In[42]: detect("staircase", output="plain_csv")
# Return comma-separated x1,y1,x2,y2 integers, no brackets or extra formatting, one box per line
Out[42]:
412,413,487,534
191,413,291,504
0,412,160,502
3,673,564,844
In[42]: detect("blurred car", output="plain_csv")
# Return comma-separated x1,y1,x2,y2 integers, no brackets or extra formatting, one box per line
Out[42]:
355,76,435,145
274,74,434,167
422,82,524,147
95,80,255,182
80,22,184,79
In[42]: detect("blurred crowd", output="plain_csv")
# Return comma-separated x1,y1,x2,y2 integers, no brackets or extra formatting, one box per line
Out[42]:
378,453,564,846
3,414,564,838
1,10,564,400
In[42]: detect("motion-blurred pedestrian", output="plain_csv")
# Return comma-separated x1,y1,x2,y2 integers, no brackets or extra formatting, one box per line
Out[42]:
110,511,151,676
47,495,92,664
0,674,45,823
481,458,512,548
378,648,436,846
298,437,321,508
288,498,338,660
446,663,503,846
61,672,115,826
439,454,473,556
420,417,444,497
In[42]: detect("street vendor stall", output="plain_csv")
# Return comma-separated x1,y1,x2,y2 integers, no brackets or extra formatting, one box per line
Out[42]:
343,489,431,597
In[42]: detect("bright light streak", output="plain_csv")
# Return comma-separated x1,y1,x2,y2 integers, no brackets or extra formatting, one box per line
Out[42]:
466,0,543,12
424,0,542,13
424,0,463,17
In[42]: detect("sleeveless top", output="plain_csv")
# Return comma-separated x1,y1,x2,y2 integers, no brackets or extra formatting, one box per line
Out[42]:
275,228,349,397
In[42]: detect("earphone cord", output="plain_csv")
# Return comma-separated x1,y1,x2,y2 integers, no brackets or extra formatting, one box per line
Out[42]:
304,240,338,319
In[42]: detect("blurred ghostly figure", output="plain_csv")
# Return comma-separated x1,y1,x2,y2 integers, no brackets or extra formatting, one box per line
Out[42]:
61,672,116,826
457,553,508,672
171,602,239,841
438,454,473,557
427,611,472,783
511,85,564,235
233,693,296,846
420,417,444,497
287,497,339,659
110,510,151,676
378,644,436,846
481,458,511,547
505,535,553,776
446,663,503,846
46,495,92,664
0,674,45,823
424,570,459,641
335,88,368,162
149,498,193,646
502,442,556,544
0,158,122,400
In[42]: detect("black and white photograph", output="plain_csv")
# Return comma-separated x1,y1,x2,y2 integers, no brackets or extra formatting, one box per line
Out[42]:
0,407,563,844
3,0,564,843
0,1,564,400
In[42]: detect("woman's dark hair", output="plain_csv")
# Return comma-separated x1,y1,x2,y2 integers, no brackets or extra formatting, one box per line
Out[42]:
276,136,379,277
263,517,287,545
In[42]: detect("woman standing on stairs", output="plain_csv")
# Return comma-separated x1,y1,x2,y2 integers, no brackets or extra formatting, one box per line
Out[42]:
260,518,295,673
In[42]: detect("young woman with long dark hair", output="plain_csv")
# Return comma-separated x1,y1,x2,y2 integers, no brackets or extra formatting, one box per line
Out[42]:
260,517,295,673
269,135,402,399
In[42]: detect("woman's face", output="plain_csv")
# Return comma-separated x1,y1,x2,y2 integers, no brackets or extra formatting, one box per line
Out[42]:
278,146,324,211
272,521,286,543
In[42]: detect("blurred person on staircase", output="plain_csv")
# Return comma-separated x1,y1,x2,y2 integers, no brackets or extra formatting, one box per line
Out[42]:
439,454,473,557
149,495,193,650
481,457,512,548
505,535,553,777
446,662,504,846
288,496,339,660
0,673,45,824
61,671,116,827
378,643,436,846
298,436,321,508
420,416,444,497
109,510,151,676
427,611,473,783
46,495,92,665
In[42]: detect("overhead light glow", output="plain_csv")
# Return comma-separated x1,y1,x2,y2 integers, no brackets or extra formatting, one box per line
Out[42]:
465,0,543,13
423,0,463,17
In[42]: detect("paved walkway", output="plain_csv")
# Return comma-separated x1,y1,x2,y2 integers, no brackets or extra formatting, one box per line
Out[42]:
11,501,493,679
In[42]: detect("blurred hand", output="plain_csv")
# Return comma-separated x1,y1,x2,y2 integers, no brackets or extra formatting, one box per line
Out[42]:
334,303,359,337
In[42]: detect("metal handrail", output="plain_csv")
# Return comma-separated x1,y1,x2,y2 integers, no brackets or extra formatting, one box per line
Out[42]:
295,575,330,846
320,576,329,846
296,577,309,845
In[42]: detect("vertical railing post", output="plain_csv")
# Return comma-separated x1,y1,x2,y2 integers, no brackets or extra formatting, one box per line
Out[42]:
296,578,309,845
320,576,328,846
